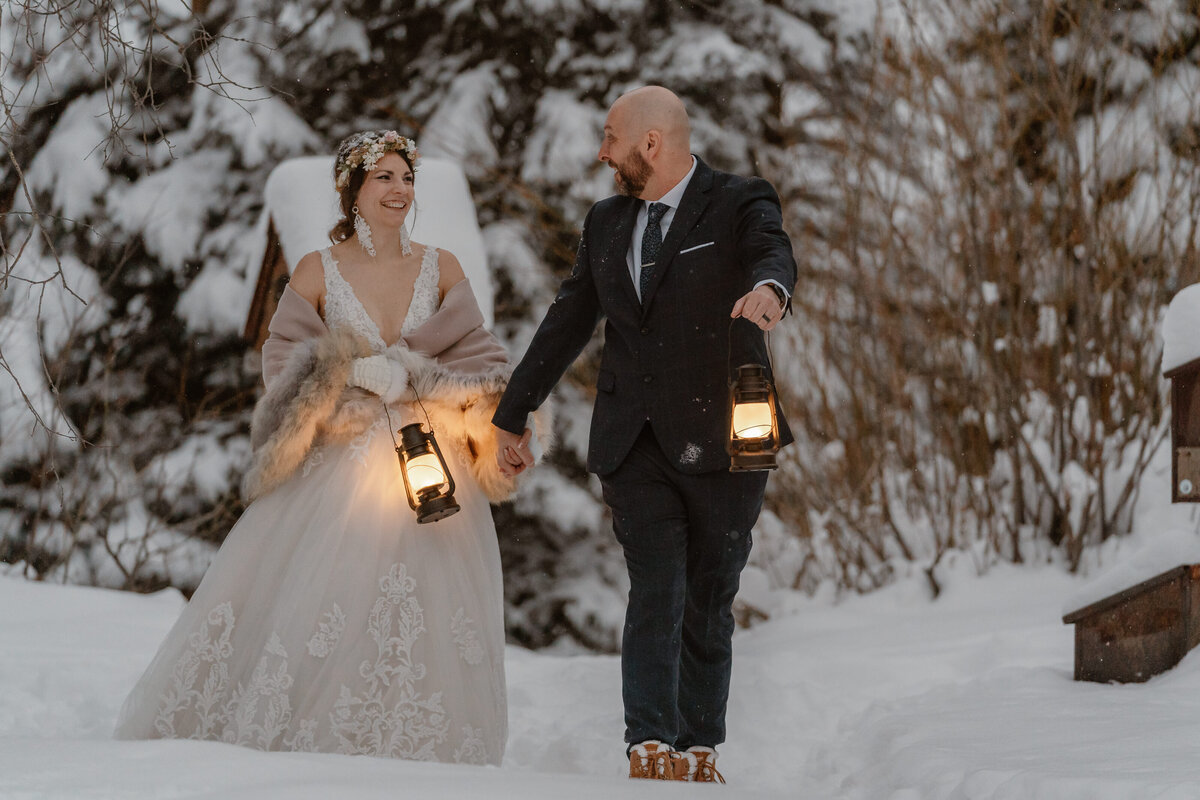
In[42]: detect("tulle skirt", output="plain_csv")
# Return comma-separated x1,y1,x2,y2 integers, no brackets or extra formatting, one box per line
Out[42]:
114,412,507,765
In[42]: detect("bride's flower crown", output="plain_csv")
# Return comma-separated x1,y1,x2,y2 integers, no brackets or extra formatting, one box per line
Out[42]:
334,130,420,191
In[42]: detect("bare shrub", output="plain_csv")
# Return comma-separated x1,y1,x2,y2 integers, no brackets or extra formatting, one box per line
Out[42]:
772,0,1200,593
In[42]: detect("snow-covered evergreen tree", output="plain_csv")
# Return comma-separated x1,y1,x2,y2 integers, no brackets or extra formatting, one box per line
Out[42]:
4,0,1195,647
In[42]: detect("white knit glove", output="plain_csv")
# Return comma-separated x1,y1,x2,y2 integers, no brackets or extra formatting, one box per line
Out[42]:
348,355,391,394
347,355,408,402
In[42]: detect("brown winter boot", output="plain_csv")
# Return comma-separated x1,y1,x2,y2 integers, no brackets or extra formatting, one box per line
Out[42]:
688,746,726,784
628,741,671,779
672,749,698,781
629,741,694,780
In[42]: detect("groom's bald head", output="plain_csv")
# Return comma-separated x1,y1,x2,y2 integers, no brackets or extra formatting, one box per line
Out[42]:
611,86,691,152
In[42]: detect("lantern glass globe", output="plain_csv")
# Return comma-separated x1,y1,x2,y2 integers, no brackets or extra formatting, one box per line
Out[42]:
405,453,446,494
732,401,774,440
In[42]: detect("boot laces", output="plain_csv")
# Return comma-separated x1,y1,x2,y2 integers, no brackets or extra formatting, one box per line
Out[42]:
696,758,726,783
650,749,674,778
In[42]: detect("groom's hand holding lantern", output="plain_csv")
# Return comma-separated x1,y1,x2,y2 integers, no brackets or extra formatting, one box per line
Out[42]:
730,283,787,332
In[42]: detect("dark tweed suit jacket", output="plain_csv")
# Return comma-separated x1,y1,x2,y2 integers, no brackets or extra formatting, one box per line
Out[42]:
493,156,797,475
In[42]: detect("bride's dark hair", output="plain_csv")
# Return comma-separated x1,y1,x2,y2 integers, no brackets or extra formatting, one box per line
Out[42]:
328,133,418,244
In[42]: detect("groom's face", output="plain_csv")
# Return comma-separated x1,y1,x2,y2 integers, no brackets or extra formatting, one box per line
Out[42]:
599,105,653,198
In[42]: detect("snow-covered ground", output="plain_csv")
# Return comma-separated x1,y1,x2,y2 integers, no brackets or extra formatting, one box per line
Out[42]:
7,532,1200,799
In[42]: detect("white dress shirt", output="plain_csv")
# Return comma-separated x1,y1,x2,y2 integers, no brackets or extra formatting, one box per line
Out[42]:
627,156,790,306
628,157,698,301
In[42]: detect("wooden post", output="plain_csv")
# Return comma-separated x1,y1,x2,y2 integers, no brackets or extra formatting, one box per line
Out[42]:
1167,358,1200,502
242,216,289,350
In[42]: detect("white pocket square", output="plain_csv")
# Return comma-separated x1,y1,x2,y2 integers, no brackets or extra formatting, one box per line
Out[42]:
679,241,715,255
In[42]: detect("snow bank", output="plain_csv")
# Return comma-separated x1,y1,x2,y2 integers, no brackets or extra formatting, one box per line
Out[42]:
1062,526,1200,616
1162,282,1200,373
260,156,494,327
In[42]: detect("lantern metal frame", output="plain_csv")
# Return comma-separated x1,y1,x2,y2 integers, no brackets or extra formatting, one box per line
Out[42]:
395,421,461,524
727,362,781,472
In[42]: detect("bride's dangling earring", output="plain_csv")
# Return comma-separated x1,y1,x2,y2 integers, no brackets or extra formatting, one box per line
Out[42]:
353,205,376,257
399,223,413,257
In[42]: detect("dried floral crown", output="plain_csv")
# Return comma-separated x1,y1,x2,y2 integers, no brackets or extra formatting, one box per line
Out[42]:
334,130,420,191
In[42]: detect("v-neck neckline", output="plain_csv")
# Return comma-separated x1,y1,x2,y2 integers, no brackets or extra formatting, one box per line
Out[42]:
323,247,429,350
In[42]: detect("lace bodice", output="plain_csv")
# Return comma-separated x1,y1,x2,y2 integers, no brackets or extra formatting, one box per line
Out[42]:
320,245,440,352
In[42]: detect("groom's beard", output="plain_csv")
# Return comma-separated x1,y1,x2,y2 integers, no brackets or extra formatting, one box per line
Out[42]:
613,150,652,197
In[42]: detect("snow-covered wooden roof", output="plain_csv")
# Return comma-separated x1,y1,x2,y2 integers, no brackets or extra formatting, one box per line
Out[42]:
260,155,494,326
1162,283,1200,376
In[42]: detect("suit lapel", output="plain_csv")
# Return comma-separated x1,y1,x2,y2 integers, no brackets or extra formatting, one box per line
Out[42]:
640,159,713,313
606,198,641,308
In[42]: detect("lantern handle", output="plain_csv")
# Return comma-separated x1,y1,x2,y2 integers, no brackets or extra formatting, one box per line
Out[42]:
384,403,401,450
727,317,775,383
382,378,434,448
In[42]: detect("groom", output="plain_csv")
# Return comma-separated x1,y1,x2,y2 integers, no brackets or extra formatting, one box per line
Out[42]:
492,86,796,782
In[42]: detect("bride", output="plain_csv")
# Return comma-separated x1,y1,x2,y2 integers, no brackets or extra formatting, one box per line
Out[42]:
114,131,548,766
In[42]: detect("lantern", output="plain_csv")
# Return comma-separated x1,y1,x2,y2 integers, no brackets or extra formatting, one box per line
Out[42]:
727,363,780,472
396,422,461,523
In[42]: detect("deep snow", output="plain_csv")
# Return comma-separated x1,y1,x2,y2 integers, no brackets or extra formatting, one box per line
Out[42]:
8,533,1200,798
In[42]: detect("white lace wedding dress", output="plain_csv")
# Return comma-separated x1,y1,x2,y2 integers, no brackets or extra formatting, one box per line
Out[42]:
114,246,507,765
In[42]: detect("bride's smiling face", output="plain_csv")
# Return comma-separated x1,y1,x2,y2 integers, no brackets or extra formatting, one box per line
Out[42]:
355,152,414,230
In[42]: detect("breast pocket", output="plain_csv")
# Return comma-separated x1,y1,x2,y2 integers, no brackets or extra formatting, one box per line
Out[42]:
678,241,715,256
597,369,616,393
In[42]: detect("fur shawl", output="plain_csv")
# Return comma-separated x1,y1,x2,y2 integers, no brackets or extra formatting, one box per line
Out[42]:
243,279,553,502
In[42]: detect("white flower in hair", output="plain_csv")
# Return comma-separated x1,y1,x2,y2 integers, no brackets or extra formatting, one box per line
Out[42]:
334,130,421,191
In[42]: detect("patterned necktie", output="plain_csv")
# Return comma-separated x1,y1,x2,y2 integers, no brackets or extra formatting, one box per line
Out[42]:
639,202,669,301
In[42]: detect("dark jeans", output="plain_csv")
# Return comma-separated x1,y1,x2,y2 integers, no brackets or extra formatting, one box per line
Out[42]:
600,424,769,750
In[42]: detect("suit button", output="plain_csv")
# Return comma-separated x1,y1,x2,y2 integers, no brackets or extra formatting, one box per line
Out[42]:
643,375,653,384
640,327,649,335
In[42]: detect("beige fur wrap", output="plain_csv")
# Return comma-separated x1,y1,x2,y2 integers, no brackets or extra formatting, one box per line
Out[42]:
243,279,553,502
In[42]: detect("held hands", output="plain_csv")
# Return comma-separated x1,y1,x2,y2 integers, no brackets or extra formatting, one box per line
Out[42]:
495,426,535,478
731,284,786,332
